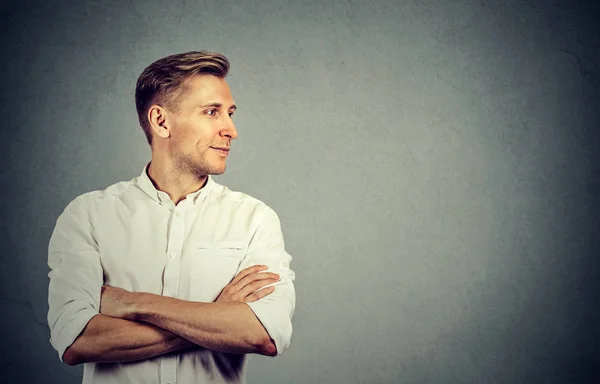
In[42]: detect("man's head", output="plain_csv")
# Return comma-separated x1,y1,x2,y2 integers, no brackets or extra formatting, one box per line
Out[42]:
135,51,238,176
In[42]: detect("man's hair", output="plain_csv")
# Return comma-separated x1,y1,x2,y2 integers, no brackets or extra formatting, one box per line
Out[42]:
135,51,230,145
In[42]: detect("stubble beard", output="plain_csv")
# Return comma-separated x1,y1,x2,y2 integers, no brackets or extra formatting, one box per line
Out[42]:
176,149,226,178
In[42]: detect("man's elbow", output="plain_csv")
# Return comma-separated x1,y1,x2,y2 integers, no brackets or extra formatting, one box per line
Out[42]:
62,346,82,366
257,337,278,357
251,316,292,356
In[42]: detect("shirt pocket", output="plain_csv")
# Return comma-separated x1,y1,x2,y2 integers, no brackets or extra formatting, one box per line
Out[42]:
188,241,247,302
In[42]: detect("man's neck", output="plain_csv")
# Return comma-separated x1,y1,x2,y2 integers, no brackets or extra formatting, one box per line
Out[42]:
146,156,208,205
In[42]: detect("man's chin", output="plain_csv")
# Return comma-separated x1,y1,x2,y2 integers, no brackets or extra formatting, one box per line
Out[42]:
205,165,227,176
188,161,227,177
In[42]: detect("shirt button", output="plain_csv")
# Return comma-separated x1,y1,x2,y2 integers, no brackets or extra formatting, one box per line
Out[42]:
282,261,289,268
174,212,181,217
170,252,177,259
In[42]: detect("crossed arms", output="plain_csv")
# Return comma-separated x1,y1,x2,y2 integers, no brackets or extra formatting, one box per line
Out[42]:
62,266,280,365
48,198,295,366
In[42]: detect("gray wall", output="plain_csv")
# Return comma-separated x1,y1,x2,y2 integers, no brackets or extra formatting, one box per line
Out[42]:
1,0,598,383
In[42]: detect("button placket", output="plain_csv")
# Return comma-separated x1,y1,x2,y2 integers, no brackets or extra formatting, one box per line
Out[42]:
163,210,184,297
160,207,185,384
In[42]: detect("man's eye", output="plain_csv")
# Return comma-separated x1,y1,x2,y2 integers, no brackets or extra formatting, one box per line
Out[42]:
206,109,218,116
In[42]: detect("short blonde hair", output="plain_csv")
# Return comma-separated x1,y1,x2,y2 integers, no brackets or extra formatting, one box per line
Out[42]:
135,51,230,145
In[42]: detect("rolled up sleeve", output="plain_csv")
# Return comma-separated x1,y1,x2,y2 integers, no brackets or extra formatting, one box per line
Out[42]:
243,206,296,355
47,196,103,361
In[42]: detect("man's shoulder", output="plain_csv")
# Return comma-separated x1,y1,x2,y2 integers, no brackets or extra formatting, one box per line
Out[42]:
210,181,273,213
211,181,264,204
70,177,138,206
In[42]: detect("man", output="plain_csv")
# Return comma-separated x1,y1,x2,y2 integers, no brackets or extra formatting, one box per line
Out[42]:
47,51,295,384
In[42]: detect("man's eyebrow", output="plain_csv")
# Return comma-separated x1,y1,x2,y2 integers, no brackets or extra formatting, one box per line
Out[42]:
198,102,237,110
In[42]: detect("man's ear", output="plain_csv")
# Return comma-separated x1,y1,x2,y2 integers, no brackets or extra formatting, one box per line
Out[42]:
147,105,171,140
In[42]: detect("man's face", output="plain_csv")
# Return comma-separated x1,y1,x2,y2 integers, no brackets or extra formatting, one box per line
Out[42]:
166,74,238,177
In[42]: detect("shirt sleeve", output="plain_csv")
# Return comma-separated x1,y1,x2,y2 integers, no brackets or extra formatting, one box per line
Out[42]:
242,206,296,355
47,196,103,362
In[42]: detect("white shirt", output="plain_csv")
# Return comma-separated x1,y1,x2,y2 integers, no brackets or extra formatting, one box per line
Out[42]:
47,165,295,384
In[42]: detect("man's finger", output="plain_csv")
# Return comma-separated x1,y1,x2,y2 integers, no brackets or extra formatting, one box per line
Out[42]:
245,286,276,303
229,265,267,285
239,278,280,299
235,272,280,292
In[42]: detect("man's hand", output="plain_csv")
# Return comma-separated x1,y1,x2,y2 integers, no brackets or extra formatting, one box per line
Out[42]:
100,285,138,320
216,265,280,303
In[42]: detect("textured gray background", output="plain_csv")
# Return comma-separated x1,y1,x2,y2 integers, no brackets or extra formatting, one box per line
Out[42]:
1,0,599,383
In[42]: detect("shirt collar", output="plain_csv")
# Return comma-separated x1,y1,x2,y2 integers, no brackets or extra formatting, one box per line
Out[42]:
136,163,214,204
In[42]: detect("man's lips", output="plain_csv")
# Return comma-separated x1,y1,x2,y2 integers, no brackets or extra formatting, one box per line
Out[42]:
211,147,230,155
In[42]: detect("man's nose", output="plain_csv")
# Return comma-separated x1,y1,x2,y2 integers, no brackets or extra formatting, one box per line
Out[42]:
222,117,238,139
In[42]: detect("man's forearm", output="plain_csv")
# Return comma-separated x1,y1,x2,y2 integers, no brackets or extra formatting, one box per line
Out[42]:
126,293,277,356
62,314,197,365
